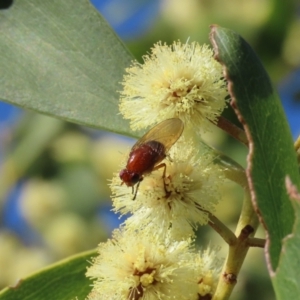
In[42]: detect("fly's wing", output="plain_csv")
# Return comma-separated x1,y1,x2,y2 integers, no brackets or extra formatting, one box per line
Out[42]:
131,118,184,153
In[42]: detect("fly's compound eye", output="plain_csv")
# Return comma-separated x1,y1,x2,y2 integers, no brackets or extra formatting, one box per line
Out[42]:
119,169,126,181
130,173,140,185
119,169,140,186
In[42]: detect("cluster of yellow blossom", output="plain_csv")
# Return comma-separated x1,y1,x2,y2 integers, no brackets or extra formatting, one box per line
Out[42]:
86,40,228,300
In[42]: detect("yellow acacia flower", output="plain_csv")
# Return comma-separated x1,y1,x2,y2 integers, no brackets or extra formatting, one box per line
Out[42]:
194,246,223,299
119,41,228,133
86,229,198,300
111,140,225,240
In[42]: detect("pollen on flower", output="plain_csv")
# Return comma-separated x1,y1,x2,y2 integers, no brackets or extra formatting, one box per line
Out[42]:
119,40,228,133
194,246,223,298
140,272,155,286
111,139,225,240
85,229,198,300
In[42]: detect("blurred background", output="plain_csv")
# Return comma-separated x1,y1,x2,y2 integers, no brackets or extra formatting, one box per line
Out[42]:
0,0,300,299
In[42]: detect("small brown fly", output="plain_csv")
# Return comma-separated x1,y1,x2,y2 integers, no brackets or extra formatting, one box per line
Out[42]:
119,118,184,200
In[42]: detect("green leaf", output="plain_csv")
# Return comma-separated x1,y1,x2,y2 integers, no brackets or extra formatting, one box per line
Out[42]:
271,179,300,299
0,250,96,300
210,26,300,271
0,0,134,135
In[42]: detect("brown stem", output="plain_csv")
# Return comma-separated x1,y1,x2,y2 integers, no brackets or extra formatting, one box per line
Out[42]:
247,237,266,248
208,213,237,246
212,187,259,300
216,116,248,147
212,225,255,300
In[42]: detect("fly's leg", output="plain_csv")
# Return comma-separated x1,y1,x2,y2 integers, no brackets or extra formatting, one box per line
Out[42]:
153,163,171,198
132,178,143,201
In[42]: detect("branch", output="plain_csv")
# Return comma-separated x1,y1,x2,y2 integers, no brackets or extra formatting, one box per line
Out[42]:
216,116,248,146
208,213,237,245
246,237,266,248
